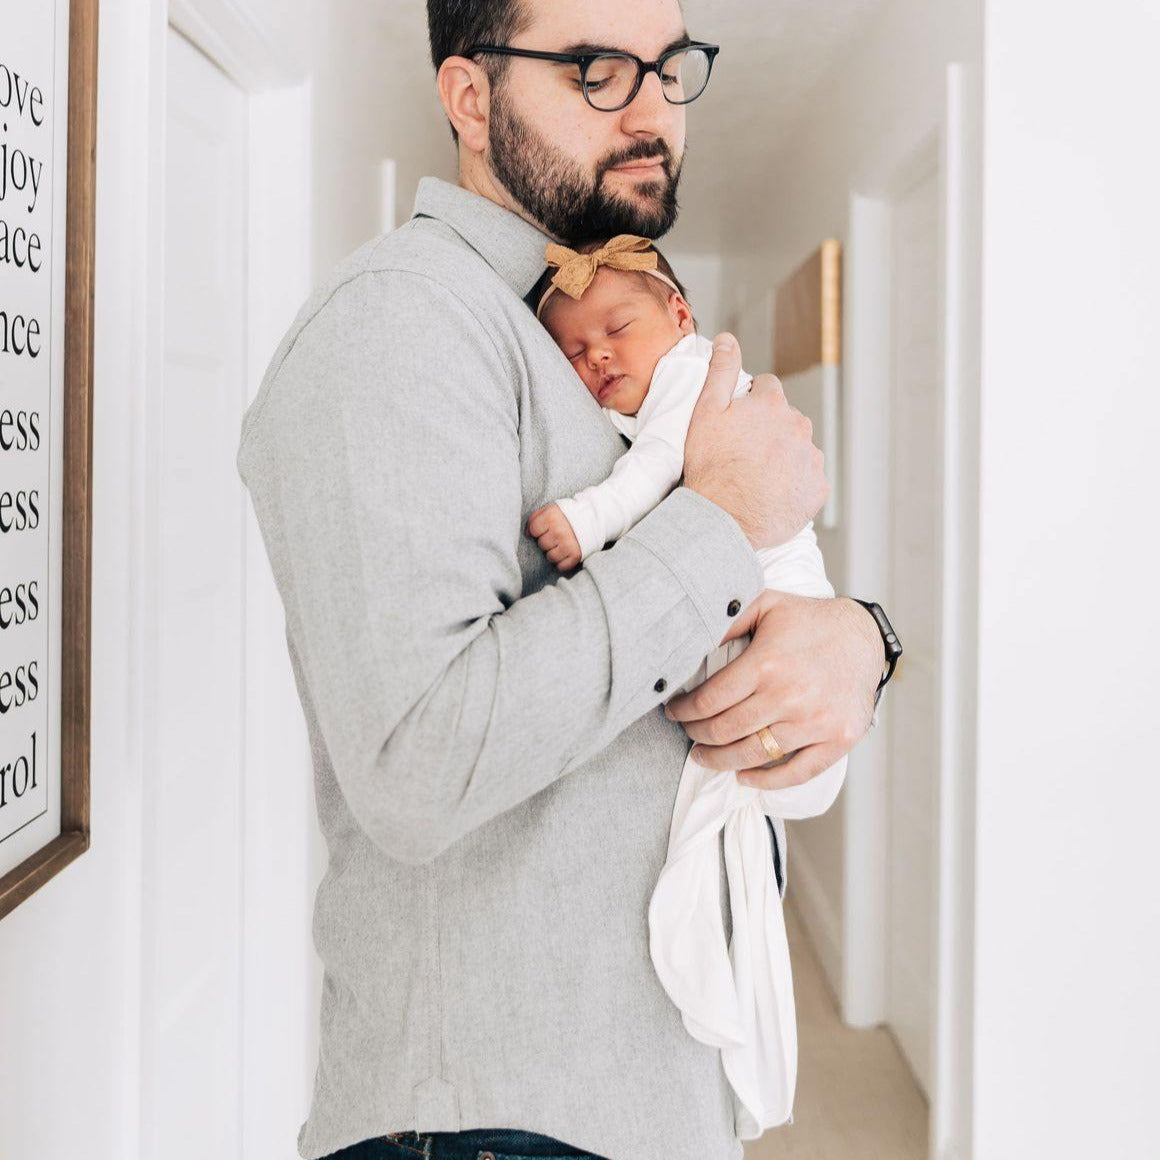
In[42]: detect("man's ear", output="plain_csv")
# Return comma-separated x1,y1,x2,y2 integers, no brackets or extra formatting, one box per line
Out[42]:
436,56,491,154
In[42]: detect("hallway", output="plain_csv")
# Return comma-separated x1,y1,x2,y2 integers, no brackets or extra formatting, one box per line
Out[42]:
746,904,929,1160
4,0,1159,1157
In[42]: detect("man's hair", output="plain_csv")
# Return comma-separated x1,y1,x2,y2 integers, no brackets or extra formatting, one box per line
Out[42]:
532,240,697,329
427,0,532,145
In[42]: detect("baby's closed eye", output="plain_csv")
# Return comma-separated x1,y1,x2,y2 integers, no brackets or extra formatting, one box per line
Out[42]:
559,318,635,363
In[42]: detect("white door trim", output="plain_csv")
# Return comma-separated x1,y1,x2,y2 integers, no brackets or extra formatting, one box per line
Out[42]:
142,4,315,1156
842,189,893,1031
841,61,982,1160
930,61,982,1160
240,79,320,1159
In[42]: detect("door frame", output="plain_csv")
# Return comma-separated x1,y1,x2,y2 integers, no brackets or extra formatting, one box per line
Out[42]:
841,62,982,1160
140,3,316,1155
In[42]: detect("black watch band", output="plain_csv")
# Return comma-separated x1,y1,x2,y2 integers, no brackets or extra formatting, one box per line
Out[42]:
849,599,902,705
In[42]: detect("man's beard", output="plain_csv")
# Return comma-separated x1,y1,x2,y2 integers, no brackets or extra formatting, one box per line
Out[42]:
487,84,683,245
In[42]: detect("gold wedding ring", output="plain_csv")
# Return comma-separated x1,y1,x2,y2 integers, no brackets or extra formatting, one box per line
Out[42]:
757,726,784,762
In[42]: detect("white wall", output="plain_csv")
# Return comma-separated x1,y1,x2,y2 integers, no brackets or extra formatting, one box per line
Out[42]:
311,0,455,277
973,3,1160,1156
712,0,982,1007
664,251,724,339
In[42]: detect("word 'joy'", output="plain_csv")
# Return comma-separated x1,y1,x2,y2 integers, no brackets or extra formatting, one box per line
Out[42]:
0,133,43,215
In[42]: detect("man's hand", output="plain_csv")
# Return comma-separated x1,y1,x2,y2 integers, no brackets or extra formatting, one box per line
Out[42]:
683,333,829,551
663,592,885,789
527,503,583,573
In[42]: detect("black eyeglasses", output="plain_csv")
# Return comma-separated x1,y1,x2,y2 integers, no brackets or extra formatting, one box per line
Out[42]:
464,41,720,112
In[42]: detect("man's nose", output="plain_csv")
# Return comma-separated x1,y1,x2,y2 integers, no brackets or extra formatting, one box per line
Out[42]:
618,69,676,137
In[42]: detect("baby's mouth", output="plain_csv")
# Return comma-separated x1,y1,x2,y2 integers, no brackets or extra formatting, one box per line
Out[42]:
597,373,624,401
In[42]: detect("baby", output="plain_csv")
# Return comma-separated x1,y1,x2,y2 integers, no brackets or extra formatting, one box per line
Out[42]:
525,235,849,1137
526,237,829,599
526,236,715,571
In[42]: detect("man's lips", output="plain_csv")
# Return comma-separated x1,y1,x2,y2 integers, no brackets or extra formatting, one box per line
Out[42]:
610,157,667,177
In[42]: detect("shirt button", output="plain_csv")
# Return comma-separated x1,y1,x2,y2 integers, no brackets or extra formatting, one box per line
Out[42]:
479,1153,497,1160
654,677,667,693
727,598,742,616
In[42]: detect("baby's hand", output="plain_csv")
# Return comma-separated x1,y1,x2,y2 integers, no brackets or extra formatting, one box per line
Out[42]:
526,503,582,573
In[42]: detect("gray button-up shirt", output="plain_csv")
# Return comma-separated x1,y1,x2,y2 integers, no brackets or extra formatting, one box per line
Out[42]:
236,176,766,1160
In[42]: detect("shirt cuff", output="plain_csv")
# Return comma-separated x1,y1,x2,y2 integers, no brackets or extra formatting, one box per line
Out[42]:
624,485,765,650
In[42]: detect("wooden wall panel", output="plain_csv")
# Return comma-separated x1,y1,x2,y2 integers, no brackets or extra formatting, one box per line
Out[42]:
774,239,842,377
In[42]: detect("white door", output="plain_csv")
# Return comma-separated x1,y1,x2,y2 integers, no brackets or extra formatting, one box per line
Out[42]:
142,26,248,1157
885,159,943,1099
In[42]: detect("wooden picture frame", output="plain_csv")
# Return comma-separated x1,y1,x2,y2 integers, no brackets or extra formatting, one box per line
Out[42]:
0,0,97,919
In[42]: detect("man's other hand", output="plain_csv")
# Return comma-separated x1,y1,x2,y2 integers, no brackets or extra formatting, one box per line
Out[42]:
663,592,885,789
684,332,829,551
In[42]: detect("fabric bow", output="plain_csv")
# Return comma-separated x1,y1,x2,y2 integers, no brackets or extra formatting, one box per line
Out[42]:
543,235,659,301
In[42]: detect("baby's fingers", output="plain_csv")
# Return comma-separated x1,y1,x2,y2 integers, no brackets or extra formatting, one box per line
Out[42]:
526,504,558,538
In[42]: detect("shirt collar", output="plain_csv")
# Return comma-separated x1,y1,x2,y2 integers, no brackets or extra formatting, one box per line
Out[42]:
410,176,554,300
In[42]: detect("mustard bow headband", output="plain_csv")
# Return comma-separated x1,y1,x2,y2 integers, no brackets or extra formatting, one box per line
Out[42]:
535,235,682,319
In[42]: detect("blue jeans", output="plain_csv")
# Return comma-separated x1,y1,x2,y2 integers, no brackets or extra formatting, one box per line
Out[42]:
320,1127,609,1160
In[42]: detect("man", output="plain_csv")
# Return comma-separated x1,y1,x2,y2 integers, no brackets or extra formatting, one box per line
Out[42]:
236,1,893,1157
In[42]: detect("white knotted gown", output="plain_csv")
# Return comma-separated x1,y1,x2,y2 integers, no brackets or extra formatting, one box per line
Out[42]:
647,599,847,1138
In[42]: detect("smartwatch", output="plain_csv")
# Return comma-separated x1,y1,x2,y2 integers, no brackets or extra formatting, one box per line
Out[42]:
849,599,902,707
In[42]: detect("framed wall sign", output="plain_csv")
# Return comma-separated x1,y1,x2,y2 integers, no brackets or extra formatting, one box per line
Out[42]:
0,0,97,919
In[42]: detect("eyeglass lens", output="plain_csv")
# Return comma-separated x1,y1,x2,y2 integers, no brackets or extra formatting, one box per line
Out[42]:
583,47,712,110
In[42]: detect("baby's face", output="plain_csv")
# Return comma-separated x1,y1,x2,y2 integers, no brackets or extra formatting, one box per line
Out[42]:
541,267,695,415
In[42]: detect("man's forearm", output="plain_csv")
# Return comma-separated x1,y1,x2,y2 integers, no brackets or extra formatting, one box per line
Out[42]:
280,477,763,866
337,489,759,863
